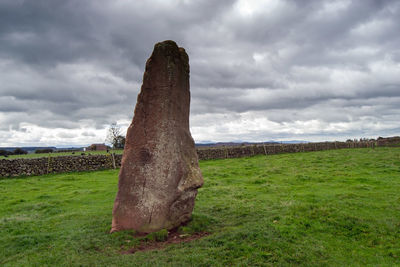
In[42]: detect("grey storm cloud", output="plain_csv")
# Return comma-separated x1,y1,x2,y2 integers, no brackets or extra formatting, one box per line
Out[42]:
0,0,400,146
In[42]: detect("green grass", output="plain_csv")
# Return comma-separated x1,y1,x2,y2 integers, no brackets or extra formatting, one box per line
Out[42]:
3,149,124,160
1,147,399,266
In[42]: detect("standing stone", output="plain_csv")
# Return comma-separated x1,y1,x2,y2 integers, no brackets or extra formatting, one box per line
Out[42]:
111,40,204,233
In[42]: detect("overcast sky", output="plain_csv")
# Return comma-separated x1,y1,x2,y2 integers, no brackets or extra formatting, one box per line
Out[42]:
1,0,399,147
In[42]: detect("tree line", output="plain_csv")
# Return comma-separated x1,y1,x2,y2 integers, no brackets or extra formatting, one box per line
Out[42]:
0,148,28,157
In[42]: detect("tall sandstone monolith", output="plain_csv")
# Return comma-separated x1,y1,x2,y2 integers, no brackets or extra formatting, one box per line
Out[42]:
111,40,203,233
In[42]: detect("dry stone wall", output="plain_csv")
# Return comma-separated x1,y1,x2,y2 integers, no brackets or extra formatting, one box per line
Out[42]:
0,154,122,178
195,141,375,160
376,136,400,147
0,140,392,178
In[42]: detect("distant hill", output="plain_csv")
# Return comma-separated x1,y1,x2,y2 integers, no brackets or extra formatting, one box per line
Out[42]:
0,146,85,154
281,140,309,144
2,141,310,153
0,147,57,153
195,141,309,148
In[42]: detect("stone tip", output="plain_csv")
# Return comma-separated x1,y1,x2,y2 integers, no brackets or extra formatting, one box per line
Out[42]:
154,40,179,53
154,40,187,56
152,40,189,72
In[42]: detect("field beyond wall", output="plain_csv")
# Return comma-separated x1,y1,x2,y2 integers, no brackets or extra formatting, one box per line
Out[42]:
1,147,399,266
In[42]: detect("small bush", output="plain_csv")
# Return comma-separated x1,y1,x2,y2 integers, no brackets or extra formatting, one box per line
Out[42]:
13,148,28,155
0,150,12,156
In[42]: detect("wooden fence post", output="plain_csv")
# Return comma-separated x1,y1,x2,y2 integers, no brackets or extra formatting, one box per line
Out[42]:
47,154,52,174
263,143,267,156
111,153,116,169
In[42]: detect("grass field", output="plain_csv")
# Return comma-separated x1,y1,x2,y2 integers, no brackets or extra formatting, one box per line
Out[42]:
1,147,399,266
2,149,124,160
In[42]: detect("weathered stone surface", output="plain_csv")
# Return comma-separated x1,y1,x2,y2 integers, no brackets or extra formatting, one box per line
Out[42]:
111,40,204,233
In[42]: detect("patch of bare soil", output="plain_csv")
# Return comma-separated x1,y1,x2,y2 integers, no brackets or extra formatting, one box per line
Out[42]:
121,231,210,254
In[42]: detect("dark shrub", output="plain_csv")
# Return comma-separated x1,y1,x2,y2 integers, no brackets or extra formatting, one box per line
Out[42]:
0,150,12,156
35,149,54,154
13,148,28,155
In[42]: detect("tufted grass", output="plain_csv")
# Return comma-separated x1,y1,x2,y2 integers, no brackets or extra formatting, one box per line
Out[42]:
0,147,399,266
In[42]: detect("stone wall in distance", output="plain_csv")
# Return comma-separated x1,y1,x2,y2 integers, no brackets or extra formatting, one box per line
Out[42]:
1,139,397,178
0,154,122,178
